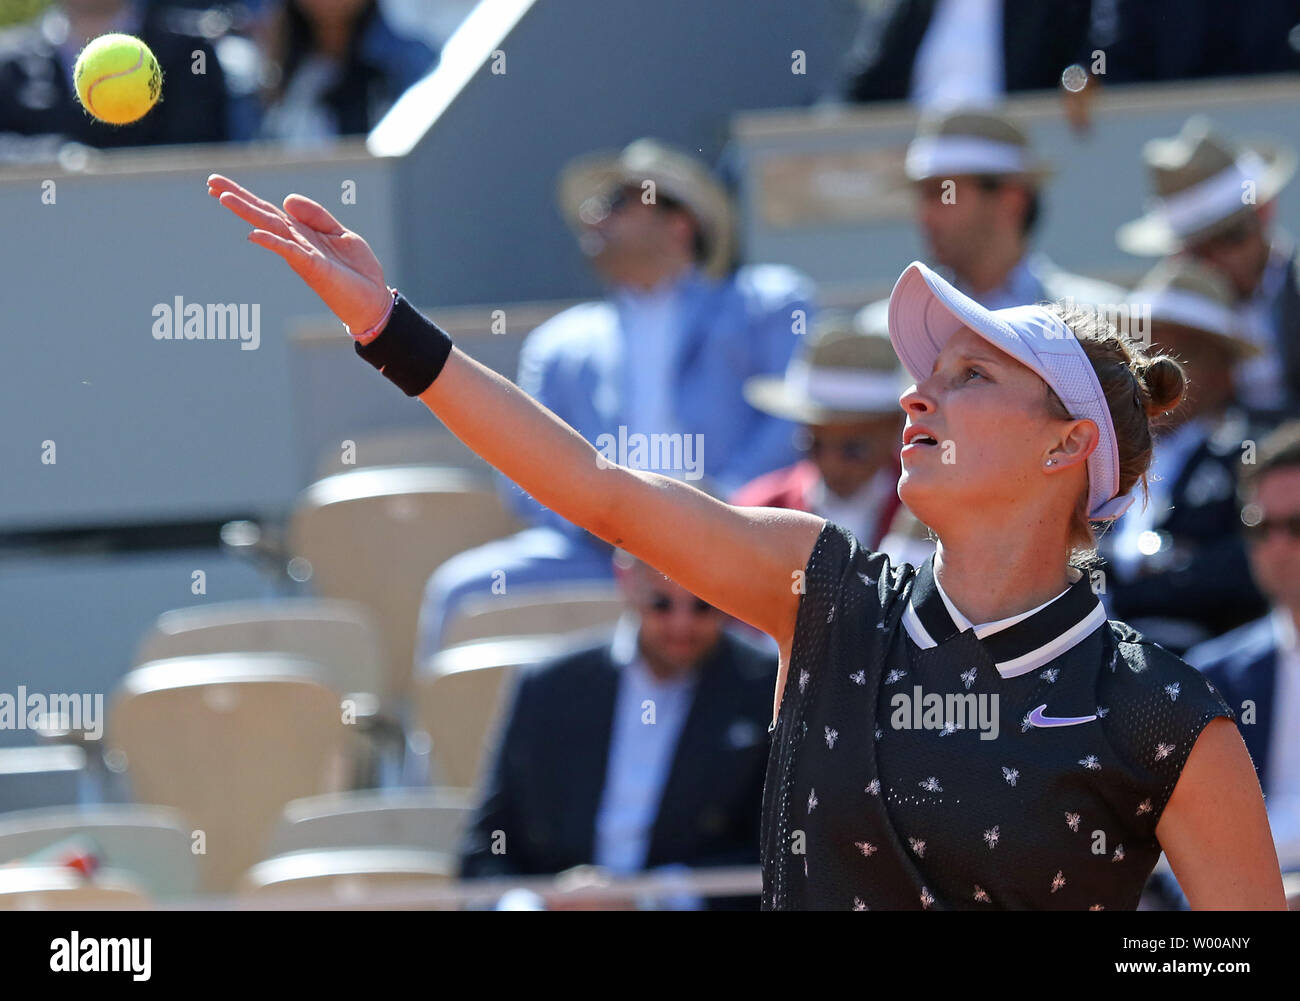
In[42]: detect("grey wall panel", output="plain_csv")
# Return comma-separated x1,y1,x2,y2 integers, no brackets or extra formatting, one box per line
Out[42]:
1,150,398,530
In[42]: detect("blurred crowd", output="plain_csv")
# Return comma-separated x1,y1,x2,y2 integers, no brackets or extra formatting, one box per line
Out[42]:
838,0,1300,130
0,0,441,159
3,0,1299,910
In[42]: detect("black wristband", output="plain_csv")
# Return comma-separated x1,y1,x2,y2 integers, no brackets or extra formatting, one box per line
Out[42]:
353,293,453,396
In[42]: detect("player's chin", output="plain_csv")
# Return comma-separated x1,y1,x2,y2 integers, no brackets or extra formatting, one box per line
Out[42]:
897,469,953,522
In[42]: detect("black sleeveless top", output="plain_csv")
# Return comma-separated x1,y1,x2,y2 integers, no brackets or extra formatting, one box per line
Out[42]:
760,522,1235,910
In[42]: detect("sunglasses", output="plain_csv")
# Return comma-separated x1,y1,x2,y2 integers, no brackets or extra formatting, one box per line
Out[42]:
807,435,875,461
606,187,687,216
1242,513,1300,543
645,593,715,616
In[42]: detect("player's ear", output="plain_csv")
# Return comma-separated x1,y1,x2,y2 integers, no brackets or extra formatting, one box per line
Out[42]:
1045,419,1100,471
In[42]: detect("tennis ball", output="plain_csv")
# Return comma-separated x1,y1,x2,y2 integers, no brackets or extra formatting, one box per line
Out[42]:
73,33,162,126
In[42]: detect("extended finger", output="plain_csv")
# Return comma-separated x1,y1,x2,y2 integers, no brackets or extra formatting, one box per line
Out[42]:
247,228,315,271
283,194,345,236
217,190,293,238
207,174,288,222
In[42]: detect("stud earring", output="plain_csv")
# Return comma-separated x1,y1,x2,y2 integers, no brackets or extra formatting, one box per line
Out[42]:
1046,458,1057,466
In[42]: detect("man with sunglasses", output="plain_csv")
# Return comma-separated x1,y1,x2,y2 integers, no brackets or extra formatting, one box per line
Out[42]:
1118,117,1300,420
415,138,811,661
458,549,777,909
1185,421,1300,876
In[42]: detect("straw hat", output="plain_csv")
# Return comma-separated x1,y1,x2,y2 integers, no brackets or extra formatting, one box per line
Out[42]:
1117,117,1296,256
557,139,737,278
1130,256,1262,360
744,314,906,426
904,108,1053,184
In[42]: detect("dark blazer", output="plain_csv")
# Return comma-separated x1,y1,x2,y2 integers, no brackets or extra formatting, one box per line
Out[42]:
1106,409,1270,651
1092,0,1300,83
459,629,777,909
1185,614,1280,792
843,0,1094,103
1269,247,1300,422
0,5,228,149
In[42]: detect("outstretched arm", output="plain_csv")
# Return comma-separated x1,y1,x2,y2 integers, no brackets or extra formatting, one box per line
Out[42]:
207,175,823,652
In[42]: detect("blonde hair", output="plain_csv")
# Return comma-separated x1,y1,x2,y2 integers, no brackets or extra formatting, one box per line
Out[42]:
1038,303,1187,567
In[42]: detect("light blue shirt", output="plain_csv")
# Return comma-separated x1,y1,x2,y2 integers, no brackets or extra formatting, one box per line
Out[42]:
614,273,688,441
593,617,700,874
505,264,813,534
961,255,1051,311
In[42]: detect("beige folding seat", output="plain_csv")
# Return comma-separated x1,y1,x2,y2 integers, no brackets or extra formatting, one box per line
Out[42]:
0,865,151,910
288,465,522,700
265,788,474,858
239,848,455,908
107,653,351,892
134,598,385,700
413,635,574,791
0,804,196,898
440,584,624,648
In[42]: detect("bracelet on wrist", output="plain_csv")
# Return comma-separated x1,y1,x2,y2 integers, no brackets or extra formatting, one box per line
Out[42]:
346,286,399,342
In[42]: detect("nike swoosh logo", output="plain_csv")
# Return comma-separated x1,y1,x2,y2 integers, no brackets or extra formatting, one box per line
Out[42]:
1027,704,1097,728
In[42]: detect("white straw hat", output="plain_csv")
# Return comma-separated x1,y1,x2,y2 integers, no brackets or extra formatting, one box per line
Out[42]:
1117,117,1296,256
888,261,1134,522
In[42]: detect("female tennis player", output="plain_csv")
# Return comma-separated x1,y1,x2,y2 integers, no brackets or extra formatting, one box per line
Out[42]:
207,174,1284,910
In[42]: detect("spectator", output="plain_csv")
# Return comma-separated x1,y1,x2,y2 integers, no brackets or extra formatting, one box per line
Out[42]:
1117,117,1300,419
854,108,1124,334
416,139,812,660
732,313,909,556
841,0,1094,110
1099,256,1270,653
255,0,435,145
0,0,229,159
1185,420,1300,871
458,551,776,910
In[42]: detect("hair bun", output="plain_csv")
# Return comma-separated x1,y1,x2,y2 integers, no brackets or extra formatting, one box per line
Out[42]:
1137,354,1186,417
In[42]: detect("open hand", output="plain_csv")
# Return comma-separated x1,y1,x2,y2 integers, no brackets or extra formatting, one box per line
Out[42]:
207,174,392,334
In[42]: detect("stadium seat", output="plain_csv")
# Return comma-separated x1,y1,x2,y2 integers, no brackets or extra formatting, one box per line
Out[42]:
440,583,624,649
238,848,455,908
135,601,407,787
287,465,522,700
0,804,197,899
413,634,576,791
106,654,352,892
265,788,474,858
134,598,386,700
0,865,152,910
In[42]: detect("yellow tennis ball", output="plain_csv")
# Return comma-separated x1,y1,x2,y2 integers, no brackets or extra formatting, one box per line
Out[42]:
73,33,162,126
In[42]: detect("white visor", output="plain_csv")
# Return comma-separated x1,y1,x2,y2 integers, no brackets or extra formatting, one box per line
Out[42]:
887,261,1134,522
